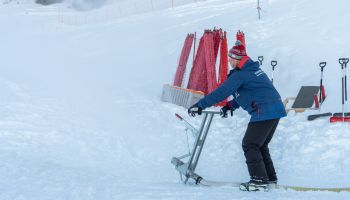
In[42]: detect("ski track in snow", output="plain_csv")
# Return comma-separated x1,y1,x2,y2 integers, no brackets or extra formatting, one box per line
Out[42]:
1,0,350,199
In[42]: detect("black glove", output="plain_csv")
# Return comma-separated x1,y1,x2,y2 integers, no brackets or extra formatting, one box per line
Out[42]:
188,103,202,117
220,102,235,118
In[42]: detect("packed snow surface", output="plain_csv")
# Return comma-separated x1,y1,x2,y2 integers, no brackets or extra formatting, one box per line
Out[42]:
1,0,350,199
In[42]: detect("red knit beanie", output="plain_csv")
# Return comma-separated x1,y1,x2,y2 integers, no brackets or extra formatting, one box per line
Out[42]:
228,41,247,60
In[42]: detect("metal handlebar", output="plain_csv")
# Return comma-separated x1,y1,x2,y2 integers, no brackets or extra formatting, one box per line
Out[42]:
200,110,222,114
190,110,222,115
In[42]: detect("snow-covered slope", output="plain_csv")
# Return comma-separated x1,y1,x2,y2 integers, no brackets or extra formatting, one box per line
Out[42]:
1,0,350,199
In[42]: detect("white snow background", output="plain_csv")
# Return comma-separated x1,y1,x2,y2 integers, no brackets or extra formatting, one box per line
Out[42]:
1,0,350,199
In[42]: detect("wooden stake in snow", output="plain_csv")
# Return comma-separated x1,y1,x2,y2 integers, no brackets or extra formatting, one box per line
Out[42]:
257,0,261,20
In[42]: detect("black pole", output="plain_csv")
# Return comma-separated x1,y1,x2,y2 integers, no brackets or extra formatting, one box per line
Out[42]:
342,75,345,119
344,58,349,104
257,0,261,20
339,58,346,118
346,69,348,103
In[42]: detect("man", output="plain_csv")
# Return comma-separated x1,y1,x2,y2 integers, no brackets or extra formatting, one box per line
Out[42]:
188,41,287,192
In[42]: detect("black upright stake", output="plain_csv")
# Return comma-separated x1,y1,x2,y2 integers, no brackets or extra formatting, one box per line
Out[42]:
258,56,264,66
344,58,349,106
257,0,261,20
339,58,346,119
271,61,277,84
319,62,326,105
342,65,345,120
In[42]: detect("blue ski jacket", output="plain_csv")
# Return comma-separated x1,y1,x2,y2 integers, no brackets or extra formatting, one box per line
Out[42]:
197,57,287,122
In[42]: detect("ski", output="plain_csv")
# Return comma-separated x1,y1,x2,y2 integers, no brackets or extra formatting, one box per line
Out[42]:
197,179,350,192
199,179,241,187
307,112,332,121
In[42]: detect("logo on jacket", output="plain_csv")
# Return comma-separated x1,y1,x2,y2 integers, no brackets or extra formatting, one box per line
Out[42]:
255,69,265,77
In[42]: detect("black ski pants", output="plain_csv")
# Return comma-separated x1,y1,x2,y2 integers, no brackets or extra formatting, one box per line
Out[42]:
242,118,279,181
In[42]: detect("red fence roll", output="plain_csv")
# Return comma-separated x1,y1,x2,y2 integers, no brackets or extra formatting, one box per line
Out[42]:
203,30,217,94
217,31,229,106
187,30,217,94
187,35,206,92
213,29,222,60
185,29,239,106
173,34,194,87
218,31,228,86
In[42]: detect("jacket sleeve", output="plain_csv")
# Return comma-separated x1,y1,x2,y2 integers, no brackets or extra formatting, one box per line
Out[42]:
197,72,244,109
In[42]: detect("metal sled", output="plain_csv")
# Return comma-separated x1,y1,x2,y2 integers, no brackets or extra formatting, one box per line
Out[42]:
283,86,323,113
171,110,221,184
